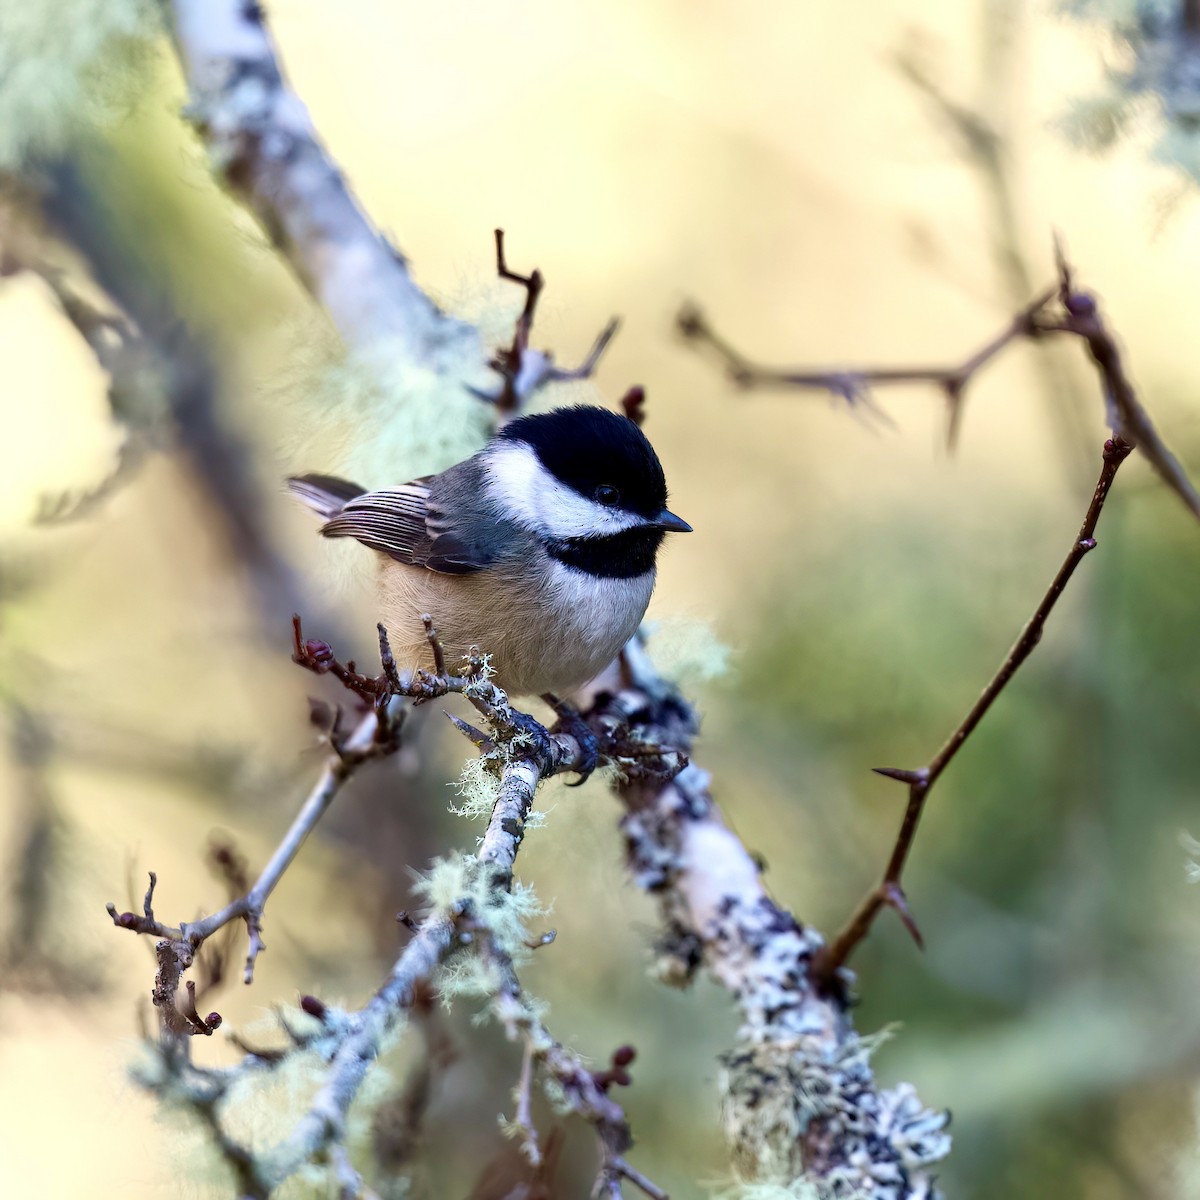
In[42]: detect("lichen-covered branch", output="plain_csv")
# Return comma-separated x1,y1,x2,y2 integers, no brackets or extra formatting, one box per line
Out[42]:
581,640,951,1196
168,0,475,365
480,930,667,1200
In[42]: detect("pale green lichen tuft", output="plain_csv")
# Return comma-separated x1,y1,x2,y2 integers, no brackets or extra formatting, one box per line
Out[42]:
539,1073,574,1117
447,720,550,832
1058,0,1200,187
437,949,503,1005
449,753,502,821
412,854,548,965
0,0,163,169
643,616,732,684
710,1181,823,1200
278,331,492,493
1181,830,1200,882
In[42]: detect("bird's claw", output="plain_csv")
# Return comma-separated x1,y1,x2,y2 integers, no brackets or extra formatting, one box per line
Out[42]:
542,694,601,785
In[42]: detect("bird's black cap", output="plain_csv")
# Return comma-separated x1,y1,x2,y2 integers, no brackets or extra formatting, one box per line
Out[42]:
498,405,669,519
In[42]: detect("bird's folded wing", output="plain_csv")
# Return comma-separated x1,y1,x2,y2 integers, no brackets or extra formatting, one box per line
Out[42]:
289,474,490,575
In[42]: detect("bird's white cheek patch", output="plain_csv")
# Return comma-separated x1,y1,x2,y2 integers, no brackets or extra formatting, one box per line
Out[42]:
485,441,643,539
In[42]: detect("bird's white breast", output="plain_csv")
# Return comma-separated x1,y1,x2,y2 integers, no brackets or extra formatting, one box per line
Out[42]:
376,554,654,697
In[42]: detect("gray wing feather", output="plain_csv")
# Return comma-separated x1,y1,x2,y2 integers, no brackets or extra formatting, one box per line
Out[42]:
321,485,431,559
289,466,493,575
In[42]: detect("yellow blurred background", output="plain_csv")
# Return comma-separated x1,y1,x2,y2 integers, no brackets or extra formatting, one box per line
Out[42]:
4,2,1200,1197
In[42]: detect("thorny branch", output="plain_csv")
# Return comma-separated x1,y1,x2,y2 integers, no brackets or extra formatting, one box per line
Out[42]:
797,252,1199,979
677,286,1055,448
680,251,1200,523
892,18,1098,480
682,249,1200,980
106,619,585,993
816,434,1133,984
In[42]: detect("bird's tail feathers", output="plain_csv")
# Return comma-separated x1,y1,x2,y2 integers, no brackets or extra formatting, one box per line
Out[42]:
286,473,367,522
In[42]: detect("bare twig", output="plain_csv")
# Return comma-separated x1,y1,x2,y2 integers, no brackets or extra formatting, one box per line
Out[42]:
108,711,380,991
421,614,446,678
677,287,1055,448
483,228,620,412
682,251,1200,527
890,21,1097,478
109,615,591,990
816,434,1133,985
514,1039,541,1166
480,930,667,1200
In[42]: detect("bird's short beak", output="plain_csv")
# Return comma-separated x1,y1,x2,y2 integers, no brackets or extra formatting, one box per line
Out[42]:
653,510,693,533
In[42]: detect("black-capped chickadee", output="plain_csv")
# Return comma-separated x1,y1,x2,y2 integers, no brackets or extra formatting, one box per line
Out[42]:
289,405,691,696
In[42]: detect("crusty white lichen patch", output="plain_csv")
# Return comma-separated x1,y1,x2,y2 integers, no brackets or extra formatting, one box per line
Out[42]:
721,1035,950,1200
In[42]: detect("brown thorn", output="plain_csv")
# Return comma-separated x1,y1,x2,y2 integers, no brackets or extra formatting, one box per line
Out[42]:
943,379,965,453
494,227,535,287
880,882,924,949
181,979,223,1036
445,711,495,753
229,1033,286,1061
872,766,929,787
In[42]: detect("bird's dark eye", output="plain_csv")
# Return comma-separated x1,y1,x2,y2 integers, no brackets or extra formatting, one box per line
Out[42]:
594,484,620,507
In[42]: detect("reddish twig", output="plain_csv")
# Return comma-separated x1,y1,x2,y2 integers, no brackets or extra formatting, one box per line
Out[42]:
814,434,1133,987
591,1044,637,1093
292,615,386,704
421,614,446,678
620,385,647,426
493,226,545,413
180,979,223,1036
484,229,620,412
